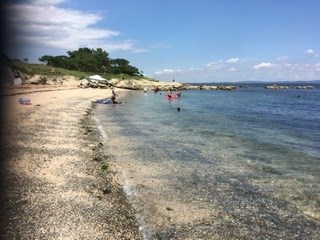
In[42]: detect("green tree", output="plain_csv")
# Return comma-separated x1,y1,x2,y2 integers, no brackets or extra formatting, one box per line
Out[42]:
53,55,68,69
39,55,55,65
67,48,97,72
38,47,141,76
110,58,140,76
93,48,111,73
110,58,129,74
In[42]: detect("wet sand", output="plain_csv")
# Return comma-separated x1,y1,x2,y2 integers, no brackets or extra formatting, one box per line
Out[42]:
0,85,142,239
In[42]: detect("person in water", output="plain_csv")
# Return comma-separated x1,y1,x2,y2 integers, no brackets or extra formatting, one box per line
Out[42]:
167,89,173,98
154,86,160,93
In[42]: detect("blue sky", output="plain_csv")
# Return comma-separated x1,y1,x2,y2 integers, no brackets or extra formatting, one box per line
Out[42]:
4,0,320,82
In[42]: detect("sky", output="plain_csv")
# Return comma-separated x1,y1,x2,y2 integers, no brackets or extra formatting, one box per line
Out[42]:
3,0,320,83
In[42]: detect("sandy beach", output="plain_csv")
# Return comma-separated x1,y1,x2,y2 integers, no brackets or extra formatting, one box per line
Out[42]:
0,85,142,239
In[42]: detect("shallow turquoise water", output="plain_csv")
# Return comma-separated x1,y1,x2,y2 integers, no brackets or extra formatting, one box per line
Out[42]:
94,85,320,239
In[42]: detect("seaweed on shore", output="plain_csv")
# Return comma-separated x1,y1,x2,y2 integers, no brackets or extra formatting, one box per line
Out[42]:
79,102,142,239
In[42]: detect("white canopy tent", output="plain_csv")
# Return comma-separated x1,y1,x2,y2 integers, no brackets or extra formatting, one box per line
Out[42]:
85,74,109,87
87,75,106,81
87,75,108,84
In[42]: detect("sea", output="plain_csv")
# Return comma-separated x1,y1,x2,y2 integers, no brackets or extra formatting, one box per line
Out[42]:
93,82,320,239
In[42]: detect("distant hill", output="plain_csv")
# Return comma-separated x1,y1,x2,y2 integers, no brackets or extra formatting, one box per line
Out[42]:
3,58,156,82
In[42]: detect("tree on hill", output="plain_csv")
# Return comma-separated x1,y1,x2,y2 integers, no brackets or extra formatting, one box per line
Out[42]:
110,58,140,76
39,48,142,76
38,55,55,66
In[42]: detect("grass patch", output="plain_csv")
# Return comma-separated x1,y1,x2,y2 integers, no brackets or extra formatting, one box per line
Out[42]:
101,164,108,171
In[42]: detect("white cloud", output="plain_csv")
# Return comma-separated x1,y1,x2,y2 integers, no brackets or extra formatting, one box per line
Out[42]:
5,0,143,54
205,61,223,70
252,62,273,69
153,56,320,82
226,58,239,63
149,43,171,49
276,56,288,61
31,0,66,5
304,49,315,54
206,62,216,67
314,63,320,71
154,69,182,75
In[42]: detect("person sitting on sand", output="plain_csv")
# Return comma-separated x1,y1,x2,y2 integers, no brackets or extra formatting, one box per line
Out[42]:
111,93,121,104
110,87,121,103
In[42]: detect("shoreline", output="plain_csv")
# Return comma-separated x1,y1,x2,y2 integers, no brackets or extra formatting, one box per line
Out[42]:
0,85,142,239
2,83,319,239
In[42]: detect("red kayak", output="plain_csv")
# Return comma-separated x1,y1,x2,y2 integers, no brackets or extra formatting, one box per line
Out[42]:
165,94,179,100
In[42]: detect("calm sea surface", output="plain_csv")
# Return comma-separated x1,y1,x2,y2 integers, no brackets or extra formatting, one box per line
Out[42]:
93,83,320,239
